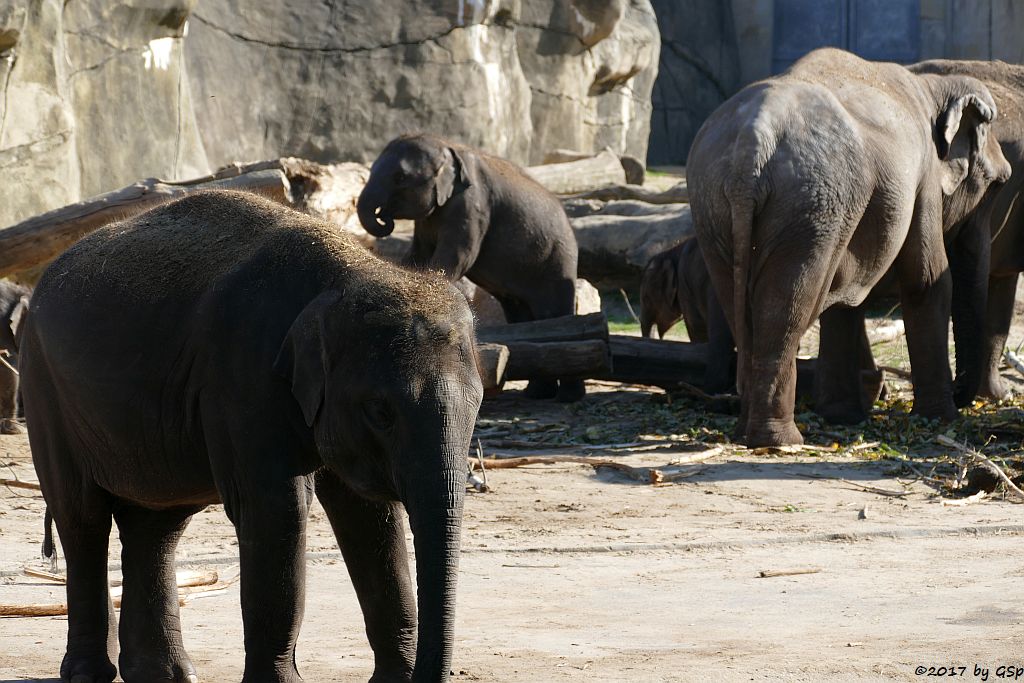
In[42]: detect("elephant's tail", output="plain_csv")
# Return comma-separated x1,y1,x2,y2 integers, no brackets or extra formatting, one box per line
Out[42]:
41,507,55,566
729,195,755,397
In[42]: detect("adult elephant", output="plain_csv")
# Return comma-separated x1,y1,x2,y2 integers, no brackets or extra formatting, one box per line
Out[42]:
0,280,30,434
689,48,1011,447
21,191,483,683
908,59,1024,401
357,133,584,402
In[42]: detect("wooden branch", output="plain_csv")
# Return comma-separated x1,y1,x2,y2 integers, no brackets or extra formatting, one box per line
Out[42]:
526,150,627,195
1,478,41,491
867,320,905,345
1004,350,1024,378
935,435,1024,502
0,169,290,278
502,340,612,380
477,313,609,345
758,568,822,578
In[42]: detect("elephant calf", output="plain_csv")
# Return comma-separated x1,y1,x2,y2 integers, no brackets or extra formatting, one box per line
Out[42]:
22,191,483,683
358,132,584,402
0,280,29,435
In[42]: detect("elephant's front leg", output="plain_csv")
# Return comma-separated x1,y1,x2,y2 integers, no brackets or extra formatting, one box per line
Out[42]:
896,203,957,420
228,474,314,683
114,504,202,683
977,274,1018,399
315,470,416,682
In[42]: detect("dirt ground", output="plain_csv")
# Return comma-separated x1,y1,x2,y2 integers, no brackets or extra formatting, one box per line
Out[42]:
3,280,1024,681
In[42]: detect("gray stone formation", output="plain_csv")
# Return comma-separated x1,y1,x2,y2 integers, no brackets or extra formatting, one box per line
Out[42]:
647,0,739,166
0,0,659,229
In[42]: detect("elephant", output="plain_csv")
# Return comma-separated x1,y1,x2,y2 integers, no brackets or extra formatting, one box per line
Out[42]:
0,279,30,435
689,48,1011,447
21,191,483,683
640,239,705,341
906,59,1024,401
357,132,584,402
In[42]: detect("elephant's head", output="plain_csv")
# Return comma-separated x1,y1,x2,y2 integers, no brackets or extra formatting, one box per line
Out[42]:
0,283,30,354
925,76,1012,228
274,271,483,680
640,243,683,339
358,134,473,238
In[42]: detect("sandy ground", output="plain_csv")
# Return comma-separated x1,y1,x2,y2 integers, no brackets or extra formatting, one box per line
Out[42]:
2,266,1023,682
3,375,1024,682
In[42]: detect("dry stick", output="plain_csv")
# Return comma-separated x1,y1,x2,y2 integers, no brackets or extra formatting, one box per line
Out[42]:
836,478,911,498
940,490,988,507
935,435,1024,503
0,354,18,376
619,289,640,325
0,478,41,491
878,365,913,381
758,568,822,579
1004,350,1024,378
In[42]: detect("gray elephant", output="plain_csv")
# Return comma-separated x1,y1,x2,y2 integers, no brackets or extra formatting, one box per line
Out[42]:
907,59,1024,401
357,132,584,402
689,48,1011,446
0,279,29,434
21,191,483,683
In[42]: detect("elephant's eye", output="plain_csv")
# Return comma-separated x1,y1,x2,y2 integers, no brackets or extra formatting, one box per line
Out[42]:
362,398,395,431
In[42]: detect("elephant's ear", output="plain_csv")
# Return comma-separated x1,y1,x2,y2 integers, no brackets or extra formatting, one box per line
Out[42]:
435,147,472,207
8,296,28,346
936,93,996,196
273,291,341,427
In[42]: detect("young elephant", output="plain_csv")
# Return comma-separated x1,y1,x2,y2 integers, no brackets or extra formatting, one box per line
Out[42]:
0,280,29,434
640,238,711,341
21,191,483,683
689,48,1011,447
357,132,584,402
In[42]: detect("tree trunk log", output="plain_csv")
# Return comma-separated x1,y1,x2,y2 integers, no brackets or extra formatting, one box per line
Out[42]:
566,182,687,204
477,313,609,345
503,340,612,380
526,149,627,195
0,169,290,278
477,343,510,391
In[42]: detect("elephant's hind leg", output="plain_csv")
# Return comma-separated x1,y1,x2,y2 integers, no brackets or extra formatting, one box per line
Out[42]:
0,361,20,434
113,504,202,683
815,306,872,424
529,279,586,403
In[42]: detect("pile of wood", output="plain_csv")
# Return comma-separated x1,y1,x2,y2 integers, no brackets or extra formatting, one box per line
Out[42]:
475,312,727,394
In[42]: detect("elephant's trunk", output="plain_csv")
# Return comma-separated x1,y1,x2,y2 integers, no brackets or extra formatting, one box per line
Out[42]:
402,447,465,681
357,182,395,237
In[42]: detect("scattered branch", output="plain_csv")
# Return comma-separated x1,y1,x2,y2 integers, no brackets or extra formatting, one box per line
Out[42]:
935,435,1024,503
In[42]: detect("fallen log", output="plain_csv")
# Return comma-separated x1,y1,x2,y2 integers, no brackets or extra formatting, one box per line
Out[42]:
0,169,290,278
526,149,627,195
503,340,612,380
477,312,609,345
477,343,510,391
566,182,688,204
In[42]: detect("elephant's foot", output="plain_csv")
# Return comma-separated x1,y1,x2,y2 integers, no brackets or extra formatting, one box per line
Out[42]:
815,400,868,426
241,667,301,683
1,418,22,434
369,665,414,683
120,648,198,683
523,378,558,400
61,652,117,683
910,400,958,422
977,373,1010,402
555,379,586,403
745,419,803,448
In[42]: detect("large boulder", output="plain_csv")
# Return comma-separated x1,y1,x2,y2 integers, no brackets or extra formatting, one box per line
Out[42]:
0,1,659,240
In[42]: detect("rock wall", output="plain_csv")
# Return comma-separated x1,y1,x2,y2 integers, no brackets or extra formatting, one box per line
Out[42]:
0,1,659,232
